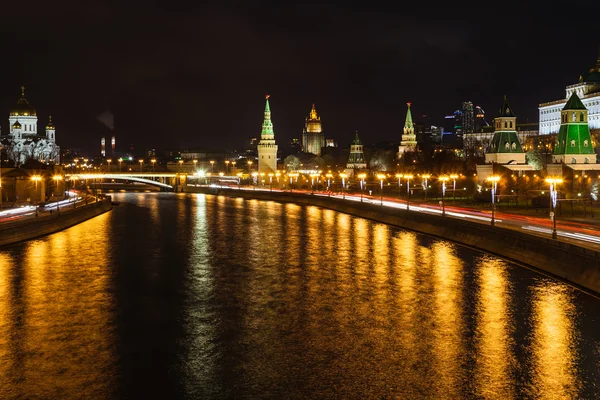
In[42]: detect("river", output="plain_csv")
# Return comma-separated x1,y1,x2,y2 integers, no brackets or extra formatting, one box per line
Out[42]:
0,192,599,399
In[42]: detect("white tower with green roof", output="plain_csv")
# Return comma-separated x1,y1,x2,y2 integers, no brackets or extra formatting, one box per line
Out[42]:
257,94,278,173
397,102,417,158
485,96,526,164
552,92,596,164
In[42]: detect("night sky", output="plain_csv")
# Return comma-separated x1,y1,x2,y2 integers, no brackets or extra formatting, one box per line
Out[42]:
1,0,599,155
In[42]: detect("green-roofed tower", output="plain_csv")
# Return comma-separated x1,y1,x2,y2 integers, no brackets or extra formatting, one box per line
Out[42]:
398,102,417,158
552,92,595,165
257,94,278,173
346,131,367,169
485,96,526,164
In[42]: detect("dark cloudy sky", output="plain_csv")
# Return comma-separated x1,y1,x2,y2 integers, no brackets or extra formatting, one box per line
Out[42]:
1,0,599,155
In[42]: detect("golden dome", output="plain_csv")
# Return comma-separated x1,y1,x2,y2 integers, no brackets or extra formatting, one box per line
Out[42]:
46,115,55,130
9,86,37,117
13,120,22,129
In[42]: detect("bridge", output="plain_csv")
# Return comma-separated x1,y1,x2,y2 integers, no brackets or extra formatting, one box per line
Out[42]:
66,172,189,190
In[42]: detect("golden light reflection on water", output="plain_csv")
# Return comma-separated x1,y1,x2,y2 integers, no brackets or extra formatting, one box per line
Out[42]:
0,213,115,399
431,241,465,398
474,257,515,399
529,284,580,399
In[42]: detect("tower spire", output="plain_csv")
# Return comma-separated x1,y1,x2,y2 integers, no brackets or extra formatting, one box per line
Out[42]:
404,102,413,129
21,85,25,97
261,95,274,138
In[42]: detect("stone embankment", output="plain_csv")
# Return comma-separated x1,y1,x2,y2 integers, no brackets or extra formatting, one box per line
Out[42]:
185,186,600,295
0,198,113,247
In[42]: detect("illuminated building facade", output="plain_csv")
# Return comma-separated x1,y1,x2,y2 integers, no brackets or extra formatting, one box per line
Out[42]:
552,92,595,164
539,54,600,134
257,95,278,173
302,104,325,156
1,86,60,165
346,131,367,169
398,102,417,157
485,96,525,164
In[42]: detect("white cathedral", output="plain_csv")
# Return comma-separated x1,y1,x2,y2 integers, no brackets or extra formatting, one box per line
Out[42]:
1,86,60,165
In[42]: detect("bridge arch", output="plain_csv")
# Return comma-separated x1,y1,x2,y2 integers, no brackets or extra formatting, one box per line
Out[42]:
67,173,176,190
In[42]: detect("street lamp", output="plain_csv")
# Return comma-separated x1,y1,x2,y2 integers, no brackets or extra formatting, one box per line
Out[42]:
178,160,183,171
310,173,319,194
450,174,459,202
107,159,112,172
422,174,431,201
225,160,230,174
487,175,500,226
53,175,63,213
377,174,386,205
31,175,42,212
247,160,253,172
405,174,413,210
395,173,403,198
151,158,156,172
546,177,563,240
251,172,258,189
139,159,143,172
210,160,215,173
340,173,347,199
268,173,274,191
118,157,123,172
326,173,333,196
439,176,449,216
358,173,367,202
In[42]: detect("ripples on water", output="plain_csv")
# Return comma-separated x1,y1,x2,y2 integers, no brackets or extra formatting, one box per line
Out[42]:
0,192,599,399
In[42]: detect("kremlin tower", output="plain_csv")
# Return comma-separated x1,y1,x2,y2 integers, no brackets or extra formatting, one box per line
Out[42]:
552,92,596,165
397,102,417,158
485,96,525,164
346,131,367,170
302,103,325,156
257,95,278,173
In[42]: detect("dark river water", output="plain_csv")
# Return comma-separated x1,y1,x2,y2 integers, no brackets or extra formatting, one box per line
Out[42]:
1,192,600,399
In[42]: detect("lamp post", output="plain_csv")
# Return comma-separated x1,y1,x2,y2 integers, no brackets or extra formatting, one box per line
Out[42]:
340,173,347,199
247,160,253,173
232,161,237,172
151,158,156,172
422,174,430,201
53,175,63,213
405,174,413,210
225,160,230,174
31,175,42,213
210,160,215,173
118,157,123,172
107,159,112,172
326,173,333,196
358,173,366,202
487,175,500,226
252,172,258,190
439,176,449,216
450,174,459,202
395,173,403,199
269,173,274,191
546,177,563,240
139,159,143,172
377,174,386,205
310,173,319,194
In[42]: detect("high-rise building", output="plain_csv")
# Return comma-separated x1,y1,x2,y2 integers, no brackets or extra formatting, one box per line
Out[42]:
539,53,600,134
302,104,325,156
397,102,418,158
552,92,595,164
462,101,475,134
485,96,525,164
346,131,367,169
257,95,278,173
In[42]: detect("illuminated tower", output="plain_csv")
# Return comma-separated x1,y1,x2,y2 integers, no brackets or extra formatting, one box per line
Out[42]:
397,102,417,158
346,131,367,169
302,103,325,156
101,137,106,156
257,94,278,173
485,96,525,164
9,86,37,137
46,116,56,143
552,92,595,164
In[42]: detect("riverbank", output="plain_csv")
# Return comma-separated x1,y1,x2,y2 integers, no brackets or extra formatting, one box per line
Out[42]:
185,186,600,295
0,197,113,247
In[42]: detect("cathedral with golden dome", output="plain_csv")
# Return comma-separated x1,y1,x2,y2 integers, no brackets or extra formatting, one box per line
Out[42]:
302,103,325,156
1,86,60,165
